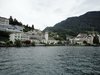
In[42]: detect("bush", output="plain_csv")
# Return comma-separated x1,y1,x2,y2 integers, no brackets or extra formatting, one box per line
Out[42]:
23,40,31,45
57,41,62,44
0,31,10,41
5,41,13,47
93,34,99,45
83,40,87,44
14,40,22,47
31,41,35,46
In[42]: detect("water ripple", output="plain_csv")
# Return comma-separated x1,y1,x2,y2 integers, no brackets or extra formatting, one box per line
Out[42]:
0,46,100,75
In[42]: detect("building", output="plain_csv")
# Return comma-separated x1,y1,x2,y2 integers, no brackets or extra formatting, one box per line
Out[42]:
9,32,30,43
74,33,88,45
0,24,23,33
9,30,47,44
0,16,24,33
66,35,74,45
42,37,59,44
0,24,24,33
0,16,9,25
87,34,94,44
14,25,24,32
70,33,100,45
9,29,59,45
26,30,45,44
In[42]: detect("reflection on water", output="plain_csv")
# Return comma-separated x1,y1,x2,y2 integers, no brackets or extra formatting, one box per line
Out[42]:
0,46,100,75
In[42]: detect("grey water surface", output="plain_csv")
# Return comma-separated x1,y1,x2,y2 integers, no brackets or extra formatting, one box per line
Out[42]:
0,46,100,75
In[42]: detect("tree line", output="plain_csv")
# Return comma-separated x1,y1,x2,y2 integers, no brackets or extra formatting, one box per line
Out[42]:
9,16,34,32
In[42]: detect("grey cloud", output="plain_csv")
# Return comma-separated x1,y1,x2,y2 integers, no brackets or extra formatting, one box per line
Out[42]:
0,0,100,30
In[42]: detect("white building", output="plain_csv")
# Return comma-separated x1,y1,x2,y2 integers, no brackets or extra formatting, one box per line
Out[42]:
14,25,24,32
74,33,88,45
0,16,24,33
0,16,9,25
26,30,45,44
9,29,59,44
87,34,94,44
41,32,48,43
0,24,24,33
70,33,100,45
9,32,29,43
41,32,59,44
9,30,46,44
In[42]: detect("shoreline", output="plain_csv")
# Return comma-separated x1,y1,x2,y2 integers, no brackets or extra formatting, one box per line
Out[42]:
0,44,100,47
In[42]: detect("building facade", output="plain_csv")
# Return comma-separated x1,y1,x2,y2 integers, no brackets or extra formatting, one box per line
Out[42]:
0,17,9,25
0,16,24,33
9,32,30,43
9,30,48,44
0,24,24,33
69,33,100,45
9,30,59,44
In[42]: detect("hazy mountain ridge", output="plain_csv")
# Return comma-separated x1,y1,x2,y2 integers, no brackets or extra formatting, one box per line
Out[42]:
44,11,100,36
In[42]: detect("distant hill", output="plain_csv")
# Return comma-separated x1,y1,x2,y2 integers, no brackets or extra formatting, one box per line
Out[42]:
44,11,100,37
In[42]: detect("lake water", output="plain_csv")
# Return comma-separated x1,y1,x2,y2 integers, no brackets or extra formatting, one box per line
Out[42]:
0,46,100,75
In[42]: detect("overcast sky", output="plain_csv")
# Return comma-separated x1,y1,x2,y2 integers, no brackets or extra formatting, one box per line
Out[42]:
0,0,100,30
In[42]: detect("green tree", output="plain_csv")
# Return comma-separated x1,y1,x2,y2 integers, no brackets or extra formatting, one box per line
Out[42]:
32,24,34,30
5,41,13,47
83,40,87,45
57,41,62,44
19,22,23,26
23,40,31,45
13,18,18,25
9,16,23,26
31,41,35,46
93,34,99,44
9,16,14,25
0,31,10,41
23,24,32,32
14,40,22,47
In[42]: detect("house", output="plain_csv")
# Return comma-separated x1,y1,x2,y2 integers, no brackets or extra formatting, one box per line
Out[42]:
9,29,59,45
74,33,88,45
86,34,94,44
0,16,24,33
9,30,47,44
0,24,24,32
66,35,74,45
0,16,9,25
14,25,24,32
26,30,45,44
9,32,30,43
42,37,59,44
71,33,100,45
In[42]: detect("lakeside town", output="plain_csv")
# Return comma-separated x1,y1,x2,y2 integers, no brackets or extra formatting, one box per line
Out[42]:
0,16,100,47
1,0,100,75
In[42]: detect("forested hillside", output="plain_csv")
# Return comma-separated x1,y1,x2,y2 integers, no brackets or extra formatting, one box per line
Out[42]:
44,11,100,37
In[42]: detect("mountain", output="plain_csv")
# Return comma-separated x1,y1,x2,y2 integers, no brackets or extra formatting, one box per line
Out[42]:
44,11,100,37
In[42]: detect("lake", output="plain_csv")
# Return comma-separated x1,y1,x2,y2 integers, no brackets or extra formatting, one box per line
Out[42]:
0,46,100,75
